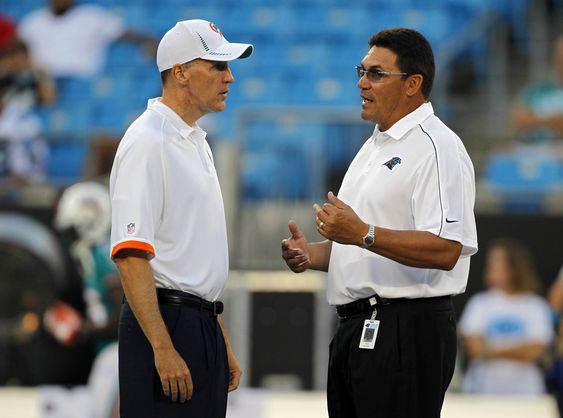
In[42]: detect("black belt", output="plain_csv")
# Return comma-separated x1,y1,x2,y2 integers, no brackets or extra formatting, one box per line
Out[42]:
156,288,224,316
336,294,451,319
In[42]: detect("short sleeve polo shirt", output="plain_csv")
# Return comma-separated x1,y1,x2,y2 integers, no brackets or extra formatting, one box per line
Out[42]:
110,98,228,301
327,102,478,305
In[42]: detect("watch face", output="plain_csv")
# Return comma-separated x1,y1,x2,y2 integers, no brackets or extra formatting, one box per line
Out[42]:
362,224,375,248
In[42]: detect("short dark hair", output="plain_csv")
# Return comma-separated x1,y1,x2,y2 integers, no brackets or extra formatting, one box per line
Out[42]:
160,61,194,86
160,69,171,85
368,28,435,99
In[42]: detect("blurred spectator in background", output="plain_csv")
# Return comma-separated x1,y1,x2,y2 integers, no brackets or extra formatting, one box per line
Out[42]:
548,264,563,314
17,0,157,79
0,81,46,185
0,38,56,111
0,13,17,52
459,238,553,395
547,265,563,416
0,37,54,185
510,34,563,143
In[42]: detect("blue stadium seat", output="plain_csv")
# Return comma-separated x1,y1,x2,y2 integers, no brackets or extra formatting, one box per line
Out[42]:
241,120,327,199
105,43,151,69
484,151,563,212
46,139,88,184
2,0,42,20
54,77,96,102
37,101,93,134
485,152,563,191
242,149,311,200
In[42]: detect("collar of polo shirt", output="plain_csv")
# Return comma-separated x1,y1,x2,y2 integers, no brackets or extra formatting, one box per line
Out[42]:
375,102,434,141
147,98,207,142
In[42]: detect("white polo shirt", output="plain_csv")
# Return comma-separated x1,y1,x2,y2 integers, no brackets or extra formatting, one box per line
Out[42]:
327,102,478,305
18,5,125,77
110,98,228,301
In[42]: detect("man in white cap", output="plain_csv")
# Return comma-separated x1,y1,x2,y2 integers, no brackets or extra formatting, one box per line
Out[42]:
109,19,253,418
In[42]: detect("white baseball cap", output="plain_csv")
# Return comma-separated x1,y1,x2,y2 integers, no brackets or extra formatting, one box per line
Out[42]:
156,19,253,72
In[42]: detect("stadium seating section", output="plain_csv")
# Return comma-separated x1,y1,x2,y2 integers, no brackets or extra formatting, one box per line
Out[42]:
483,149,563,212
5,0,553,205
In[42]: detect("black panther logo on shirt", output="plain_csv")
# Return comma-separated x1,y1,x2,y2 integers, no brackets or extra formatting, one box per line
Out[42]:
383,157,402,170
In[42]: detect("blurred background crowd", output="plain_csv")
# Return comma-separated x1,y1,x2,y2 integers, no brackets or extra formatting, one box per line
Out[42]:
0,0,562,417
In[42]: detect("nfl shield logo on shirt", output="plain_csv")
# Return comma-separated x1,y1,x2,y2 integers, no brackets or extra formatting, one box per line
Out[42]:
127,222,135,234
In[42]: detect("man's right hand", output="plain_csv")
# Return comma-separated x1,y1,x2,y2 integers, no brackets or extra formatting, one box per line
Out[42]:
154,346,193,403
281,220,310,273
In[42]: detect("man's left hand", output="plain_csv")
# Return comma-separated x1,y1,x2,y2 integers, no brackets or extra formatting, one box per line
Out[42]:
314,191,367,246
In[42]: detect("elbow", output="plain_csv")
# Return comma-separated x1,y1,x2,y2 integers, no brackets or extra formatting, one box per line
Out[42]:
436,260,456,271
441,256,458,271
425,258,457,271
526,343,547,362
436,242,463,271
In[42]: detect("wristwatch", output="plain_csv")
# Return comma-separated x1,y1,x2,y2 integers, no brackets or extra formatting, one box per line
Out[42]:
360,224,375,249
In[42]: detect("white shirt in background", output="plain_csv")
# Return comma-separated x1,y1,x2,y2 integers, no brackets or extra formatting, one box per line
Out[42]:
460,289,554,395
18,5,125,77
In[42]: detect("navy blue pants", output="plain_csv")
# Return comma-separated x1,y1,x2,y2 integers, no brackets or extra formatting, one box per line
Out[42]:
327,296,457,418
119,301,229,418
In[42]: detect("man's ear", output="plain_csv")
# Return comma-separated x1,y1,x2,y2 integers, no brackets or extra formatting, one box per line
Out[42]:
405,74,423,97
171,63,190,85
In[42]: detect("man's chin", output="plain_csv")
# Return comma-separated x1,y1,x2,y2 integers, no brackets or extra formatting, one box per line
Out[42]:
360,111,372,121
214,101,227,112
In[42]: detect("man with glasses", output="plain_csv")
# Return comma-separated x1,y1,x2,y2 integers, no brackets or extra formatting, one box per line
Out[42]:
110,20,252,418
282,28,477,418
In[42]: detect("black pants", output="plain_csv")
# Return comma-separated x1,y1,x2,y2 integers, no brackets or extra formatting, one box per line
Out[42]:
119,301,229,418
327,296,457,418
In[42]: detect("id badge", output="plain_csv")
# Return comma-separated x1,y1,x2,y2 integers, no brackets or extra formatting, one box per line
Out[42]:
359,320,380,349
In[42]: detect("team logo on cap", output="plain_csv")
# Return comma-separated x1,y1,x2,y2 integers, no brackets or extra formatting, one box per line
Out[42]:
209,22,222,36
127,222,135,234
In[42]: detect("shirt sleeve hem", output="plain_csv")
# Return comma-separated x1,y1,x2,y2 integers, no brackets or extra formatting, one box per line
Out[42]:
111,240,155,258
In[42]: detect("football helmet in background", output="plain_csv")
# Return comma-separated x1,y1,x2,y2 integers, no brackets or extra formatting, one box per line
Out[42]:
54,181,111,246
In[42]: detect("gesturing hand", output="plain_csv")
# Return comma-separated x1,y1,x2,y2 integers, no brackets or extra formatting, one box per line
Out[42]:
281,220,310,273
314,191,367,246
154,346,193,403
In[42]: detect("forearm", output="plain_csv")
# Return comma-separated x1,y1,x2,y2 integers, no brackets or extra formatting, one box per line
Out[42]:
307,240,332,272
218,315,242,391
115,256,173,350
36,70,56,105
542,114,563,136
512,105,563,135
217,315,234,352
488,343,546,362
465,336,545,362
119,30,156,45
548,278,563,310
370,227,462,271
465,336,487,360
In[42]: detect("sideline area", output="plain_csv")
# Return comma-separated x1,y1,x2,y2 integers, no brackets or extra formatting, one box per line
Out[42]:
0,387,558,418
